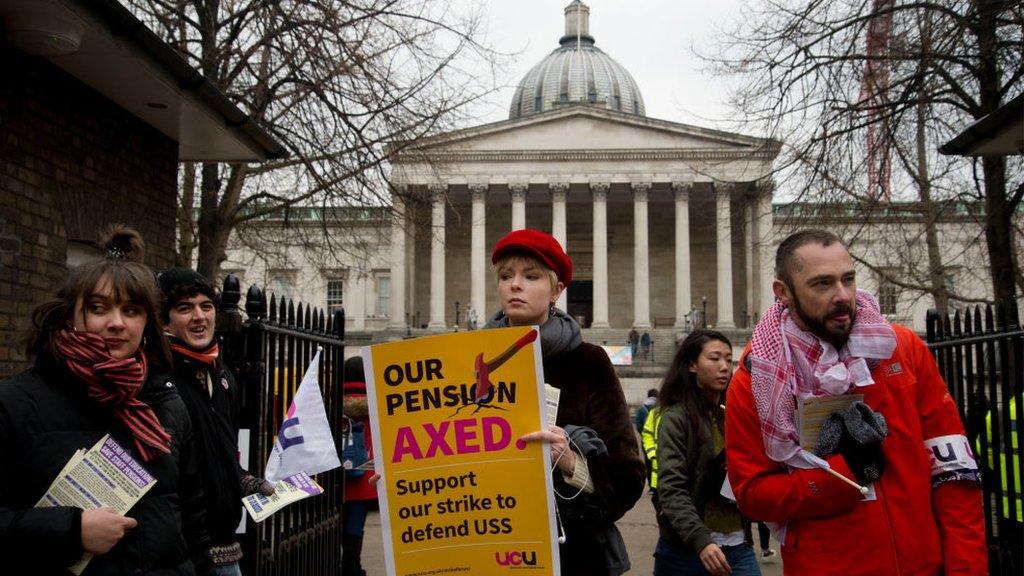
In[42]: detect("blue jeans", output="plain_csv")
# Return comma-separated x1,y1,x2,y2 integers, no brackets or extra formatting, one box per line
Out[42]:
212,562,243,576
653,537,761,576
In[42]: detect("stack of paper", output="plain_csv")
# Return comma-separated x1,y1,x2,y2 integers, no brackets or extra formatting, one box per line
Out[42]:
242,472,324,523
36,435,157,574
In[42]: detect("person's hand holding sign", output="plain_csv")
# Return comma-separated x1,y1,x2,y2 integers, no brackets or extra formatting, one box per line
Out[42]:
521,425,576,474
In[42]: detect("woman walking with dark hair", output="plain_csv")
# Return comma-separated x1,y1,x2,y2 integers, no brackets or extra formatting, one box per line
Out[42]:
0,226,212,575
653,330,761,576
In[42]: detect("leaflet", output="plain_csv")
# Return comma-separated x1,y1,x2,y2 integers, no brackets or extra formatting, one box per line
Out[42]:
544,383,561,427
242,472,324,523
797,394,864,450
36,435,157,575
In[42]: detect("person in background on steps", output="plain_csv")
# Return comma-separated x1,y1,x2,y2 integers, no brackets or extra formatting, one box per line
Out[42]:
628,328,640,360
341,356,375,576
641,331,652,360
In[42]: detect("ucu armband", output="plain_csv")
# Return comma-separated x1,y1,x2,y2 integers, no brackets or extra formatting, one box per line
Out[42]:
925,434,981,487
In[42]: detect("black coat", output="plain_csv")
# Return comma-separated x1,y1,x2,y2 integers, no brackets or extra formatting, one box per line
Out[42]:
0,358,212,576
161,355,245,546
544,342,645,576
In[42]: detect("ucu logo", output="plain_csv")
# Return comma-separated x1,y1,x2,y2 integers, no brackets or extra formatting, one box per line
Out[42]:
494,550,537,566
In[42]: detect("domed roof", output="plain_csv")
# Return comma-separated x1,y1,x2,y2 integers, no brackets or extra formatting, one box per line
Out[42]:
509,1,645,120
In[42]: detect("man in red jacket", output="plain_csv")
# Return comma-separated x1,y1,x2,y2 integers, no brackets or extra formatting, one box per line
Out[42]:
726,230,987,575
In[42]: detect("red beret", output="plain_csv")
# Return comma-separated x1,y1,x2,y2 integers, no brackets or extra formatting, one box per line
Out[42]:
491,229,573,284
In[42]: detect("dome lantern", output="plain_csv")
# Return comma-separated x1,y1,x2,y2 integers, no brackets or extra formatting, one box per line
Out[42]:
509,1,645,120
562,1,592,46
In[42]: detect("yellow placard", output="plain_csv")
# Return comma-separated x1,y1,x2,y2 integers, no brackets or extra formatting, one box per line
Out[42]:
363,327,560,576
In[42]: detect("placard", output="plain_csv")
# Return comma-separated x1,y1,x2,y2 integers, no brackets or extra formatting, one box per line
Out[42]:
363,327,560,576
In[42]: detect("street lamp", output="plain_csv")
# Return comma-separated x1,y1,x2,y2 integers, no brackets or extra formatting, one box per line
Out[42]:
702,295,708,328
455,300,461,331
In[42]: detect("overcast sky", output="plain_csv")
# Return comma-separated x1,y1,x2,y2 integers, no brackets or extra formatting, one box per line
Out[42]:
470,0,746,130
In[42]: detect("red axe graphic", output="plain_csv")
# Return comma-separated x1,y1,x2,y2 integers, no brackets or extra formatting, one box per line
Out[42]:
452,329,538,416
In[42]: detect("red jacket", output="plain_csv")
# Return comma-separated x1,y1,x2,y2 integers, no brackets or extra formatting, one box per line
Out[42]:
726,325,986,575
343,380,376,502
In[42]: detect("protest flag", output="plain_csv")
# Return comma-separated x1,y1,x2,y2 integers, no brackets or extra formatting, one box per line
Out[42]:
264,348,341,482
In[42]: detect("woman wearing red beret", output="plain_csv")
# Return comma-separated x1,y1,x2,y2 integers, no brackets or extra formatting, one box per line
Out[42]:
486,229,645,576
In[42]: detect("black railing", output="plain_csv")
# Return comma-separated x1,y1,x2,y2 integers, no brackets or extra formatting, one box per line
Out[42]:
218,274,346,576
926,301,1022,576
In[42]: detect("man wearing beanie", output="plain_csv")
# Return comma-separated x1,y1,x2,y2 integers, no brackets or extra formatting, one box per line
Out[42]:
158,267,274,576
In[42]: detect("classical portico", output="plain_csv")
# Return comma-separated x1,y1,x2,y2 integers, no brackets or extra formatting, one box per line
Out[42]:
386,2,778,332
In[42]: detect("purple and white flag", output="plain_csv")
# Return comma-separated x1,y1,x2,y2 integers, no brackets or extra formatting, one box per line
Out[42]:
265,349,341,482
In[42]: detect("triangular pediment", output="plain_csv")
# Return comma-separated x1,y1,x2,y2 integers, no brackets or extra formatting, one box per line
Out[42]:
397,105,773,156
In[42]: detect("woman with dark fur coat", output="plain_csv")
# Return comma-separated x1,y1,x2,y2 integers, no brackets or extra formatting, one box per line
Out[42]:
485,229,645,576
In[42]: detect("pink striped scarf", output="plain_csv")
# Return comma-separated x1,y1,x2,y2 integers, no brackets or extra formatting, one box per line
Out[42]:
748,290,896,468
55,330,172,461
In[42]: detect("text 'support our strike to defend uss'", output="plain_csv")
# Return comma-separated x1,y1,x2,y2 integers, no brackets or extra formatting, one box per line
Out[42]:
362,327,561,576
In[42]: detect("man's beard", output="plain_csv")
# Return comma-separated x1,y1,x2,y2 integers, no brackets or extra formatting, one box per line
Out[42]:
789,286,857,348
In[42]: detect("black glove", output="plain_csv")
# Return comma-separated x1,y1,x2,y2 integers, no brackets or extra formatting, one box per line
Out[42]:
815,401,888,485
241,474,276,497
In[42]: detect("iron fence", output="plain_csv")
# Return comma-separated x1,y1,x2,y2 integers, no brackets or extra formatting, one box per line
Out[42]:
217,274,347,576
926,301,1022,575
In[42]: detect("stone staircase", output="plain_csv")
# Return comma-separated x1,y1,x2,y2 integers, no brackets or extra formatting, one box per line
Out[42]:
582,327,679,367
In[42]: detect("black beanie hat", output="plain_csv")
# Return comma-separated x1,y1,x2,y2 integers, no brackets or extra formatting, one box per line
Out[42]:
158,267,213,297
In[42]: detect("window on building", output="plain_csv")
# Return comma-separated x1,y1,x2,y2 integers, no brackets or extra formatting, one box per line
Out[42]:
878,273,899,316
376,275,391,317
326,278,344,313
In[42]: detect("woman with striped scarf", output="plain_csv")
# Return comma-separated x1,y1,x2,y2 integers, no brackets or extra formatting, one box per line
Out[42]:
0,226,213,575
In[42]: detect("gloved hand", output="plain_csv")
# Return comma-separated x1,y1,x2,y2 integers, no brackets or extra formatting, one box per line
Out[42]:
240,474,276,497
815,401,888,485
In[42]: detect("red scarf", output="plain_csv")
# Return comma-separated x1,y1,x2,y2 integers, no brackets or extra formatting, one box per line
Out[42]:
168,336,219,368
55,330,172,461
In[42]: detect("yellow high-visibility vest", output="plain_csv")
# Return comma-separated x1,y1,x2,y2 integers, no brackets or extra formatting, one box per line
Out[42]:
978,396,1021,522
642,406,663,488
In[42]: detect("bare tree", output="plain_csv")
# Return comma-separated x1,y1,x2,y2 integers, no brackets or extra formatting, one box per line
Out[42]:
124,0,500,279
710,0,1023,306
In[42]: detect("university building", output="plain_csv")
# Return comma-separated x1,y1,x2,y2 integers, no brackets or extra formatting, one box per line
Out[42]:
223,1,997,346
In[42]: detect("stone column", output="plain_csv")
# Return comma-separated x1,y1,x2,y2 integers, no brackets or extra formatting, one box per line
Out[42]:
470,184,487,328
347,268,366,331
510,183,528,231
744,196,755,327
672,182,692,328
387,190,407,329
591,182,610,328
550,183,569,311
757,180,775,313
428,185,447,329
632,182,652,328
715,183,736,329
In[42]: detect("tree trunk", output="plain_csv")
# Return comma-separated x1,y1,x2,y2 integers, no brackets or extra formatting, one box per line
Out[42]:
176,162,196,267
916,102,948,315
913,12,949,315
197,162,224,280
983,156,1016,302
974,1,1017,303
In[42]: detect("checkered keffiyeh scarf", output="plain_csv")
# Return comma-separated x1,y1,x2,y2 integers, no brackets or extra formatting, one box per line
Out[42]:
749,290,896,468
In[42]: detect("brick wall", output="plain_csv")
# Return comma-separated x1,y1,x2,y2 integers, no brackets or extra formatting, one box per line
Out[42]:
0,47,178,377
